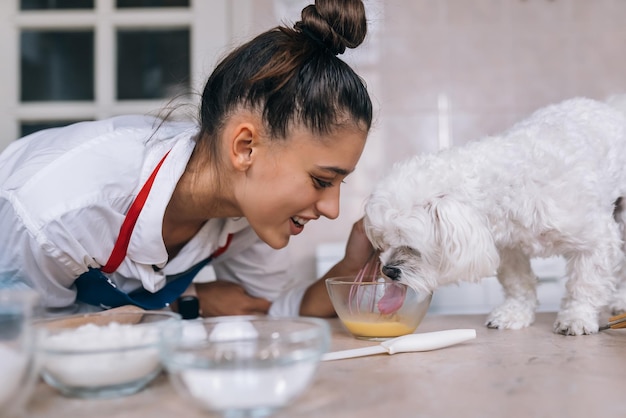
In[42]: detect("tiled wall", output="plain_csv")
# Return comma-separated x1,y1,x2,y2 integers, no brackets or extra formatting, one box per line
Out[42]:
251,0,626,283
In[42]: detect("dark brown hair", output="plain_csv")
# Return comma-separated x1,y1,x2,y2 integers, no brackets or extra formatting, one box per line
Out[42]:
197,0,372,159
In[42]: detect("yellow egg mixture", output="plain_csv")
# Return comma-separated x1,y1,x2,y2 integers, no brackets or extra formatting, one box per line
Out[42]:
341,314,416,338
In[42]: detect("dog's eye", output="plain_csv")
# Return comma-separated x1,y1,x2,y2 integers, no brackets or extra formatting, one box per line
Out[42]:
399,245,421,258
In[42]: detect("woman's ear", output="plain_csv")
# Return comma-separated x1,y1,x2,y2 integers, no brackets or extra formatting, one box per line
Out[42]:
229,123,258,171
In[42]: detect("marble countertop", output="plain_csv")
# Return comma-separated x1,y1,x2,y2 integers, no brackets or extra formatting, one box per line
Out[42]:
25,312,626,418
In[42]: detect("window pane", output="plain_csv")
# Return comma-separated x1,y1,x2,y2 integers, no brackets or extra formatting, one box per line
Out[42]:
116,0,189,8
21,31,94,102
21,0,94,10
117,29,190,100
20,120,85,138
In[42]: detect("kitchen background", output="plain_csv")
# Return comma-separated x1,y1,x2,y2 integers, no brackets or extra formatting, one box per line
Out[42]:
1,0,625,314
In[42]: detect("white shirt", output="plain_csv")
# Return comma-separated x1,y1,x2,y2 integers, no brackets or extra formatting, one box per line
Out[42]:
0,115,311,316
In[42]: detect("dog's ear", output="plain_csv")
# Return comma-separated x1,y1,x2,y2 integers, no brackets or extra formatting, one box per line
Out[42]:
428,196,499,283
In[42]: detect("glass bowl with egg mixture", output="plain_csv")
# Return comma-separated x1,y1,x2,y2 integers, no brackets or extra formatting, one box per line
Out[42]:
326,277,432,341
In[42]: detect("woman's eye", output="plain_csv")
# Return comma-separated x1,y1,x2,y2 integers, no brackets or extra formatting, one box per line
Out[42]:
313,177,333,189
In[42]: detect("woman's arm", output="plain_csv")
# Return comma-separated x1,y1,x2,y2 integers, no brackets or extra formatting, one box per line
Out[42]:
299,218,375,317
191,220,374,318
195,280,271,316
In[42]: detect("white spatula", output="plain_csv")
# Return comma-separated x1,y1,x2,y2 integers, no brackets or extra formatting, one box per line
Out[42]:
322,328,476,361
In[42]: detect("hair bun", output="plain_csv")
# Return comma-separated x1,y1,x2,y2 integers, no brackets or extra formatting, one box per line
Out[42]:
295,0,367,55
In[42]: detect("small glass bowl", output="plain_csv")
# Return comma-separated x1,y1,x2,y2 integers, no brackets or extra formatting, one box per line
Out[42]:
0,289,40,417
326,277,432,341
34,309,180,398
159,315,330,417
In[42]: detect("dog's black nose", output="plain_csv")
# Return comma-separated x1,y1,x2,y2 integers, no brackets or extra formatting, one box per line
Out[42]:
382,265,401,280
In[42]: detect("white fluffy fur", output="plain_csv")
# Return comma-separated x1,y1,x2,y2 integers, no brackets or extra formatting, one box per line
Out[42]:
364,97,626,335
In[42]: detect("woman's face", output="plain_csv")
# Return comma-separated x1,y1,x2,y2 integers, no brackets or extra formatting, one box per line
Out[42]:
240,124,367,249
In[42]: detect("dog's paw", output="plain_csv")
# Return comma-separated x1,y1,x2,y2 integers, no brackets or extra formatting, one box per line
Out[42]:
485,300,535,330
553,311,599,336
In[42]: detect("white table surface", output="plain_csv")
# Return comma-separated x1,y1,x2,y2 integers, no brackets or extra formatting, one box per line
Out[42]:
25,311,626,418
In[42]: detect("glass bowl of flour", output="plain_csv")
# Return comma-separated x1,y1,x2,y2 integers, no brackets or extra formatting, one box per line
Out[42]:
34,309,180,398
0,289,40,416
160,315,330,417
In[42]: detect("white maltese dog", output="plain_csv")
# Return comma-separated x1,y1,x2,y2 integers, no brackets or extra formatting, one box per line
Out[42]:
364,97,626,335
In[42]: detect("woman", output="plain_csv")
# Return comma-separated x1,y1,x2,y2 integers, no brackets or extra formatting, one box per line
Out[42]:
0,0,373,318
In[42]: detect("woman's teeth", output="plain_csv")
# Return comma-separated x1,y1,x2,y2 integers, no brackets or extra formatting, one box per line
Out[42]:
291,216,309,227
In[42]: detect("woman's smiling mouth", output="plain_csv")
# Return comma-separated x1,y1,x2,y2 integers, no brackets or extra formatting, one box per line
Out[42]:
290,216,310,235
291,216,309,228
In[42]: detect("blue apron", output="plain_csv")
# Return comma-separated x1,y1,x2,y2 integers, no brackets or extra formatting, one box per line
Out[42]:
75,257,210,310
74,151,232,310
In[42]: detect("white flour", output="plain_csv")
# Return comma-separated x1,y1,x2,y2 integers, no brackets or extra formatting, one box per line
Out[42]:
0,345,28,408
41,322,160,388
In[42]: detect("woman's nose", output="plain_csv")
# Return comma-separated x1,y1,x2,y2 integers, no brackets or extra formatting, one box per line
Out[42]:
316,187,340,220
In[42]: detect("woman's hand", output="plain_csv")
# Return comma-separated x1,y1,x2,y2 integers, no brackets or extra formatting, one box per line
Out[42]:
195,280,271,316
339,217,376,274
299,217,375,317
